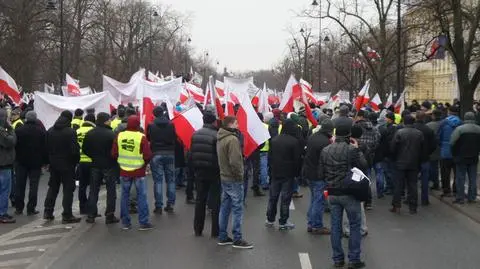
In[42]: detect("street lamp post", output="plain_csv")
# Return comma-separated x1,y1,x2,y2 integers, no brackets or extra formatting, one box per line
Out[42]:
149,8,159,77
46,0,64,89
312,0,321,91
184,38,191,76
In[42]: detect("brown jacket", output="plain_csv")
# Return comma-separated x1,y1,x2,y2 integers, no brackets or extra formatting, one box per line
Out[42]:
217,128,244,182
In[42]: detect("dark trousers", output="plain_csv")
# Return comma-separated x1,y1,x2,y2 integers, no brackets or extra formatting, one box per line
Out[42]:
440,159,456,194
15,164,41,212
392,169,418,210
185,153,195,200
244,151,261,200
193,172,221,236
77,163,91,213
266,177,294,225
88,167,117,218
44,167,75,217
429,160,440,188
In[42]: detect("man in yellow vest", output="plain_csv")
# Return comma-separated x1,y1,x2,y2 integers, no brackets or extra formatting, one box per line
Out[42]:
112,115,153,230
76,114,96,215
10,108,23,130
71,108,84,130
110,106,125,131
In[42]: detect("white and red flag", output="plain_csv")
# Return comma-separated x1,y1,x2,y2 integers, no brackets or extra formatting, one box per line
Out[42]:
279,75,318,127
0,66,21,104
172,105,204,150
385,90,393,108
181,83,205,104
65,73,81,96
370,93,382,112
394,90,406,114
354,79,370,111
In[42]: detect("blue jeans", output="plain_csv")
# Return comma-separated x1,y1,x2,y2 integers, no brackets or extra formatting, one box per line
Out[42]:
176,167,185,186
151,154,175,208
307,180,327,229
120,177,149,226
259,152,269,188
0,169,12,216
219,181,244,242
429,160,440,188
329,195,362,263
456,163,478,202
374,162,385,197
420,162,431,204
384,159,395,193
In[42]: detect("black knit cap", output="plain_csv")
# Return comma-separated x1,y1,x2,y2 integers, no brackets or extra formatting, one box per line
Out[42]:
96,112,111,125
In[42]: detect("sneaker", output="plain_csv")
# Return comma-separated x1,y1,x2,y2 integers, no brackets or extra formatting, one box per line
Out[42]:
0,215,16,224
334,261,345,268
232,239,253,249
310,227,331,235
164,205,174,213
153,207,163,215
43,213,54,221
62,216,81,224
27,210,40,216
279,222,295,230
265,220,275,227
217,237,234,246
348,261,366,269
105,216,120,224
122,225,132,230
139,223,154,231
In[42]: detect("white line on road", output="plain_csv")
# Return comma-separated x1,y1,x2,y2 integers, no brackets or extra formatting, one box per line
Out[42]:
2,233,65,247
0,258,36,267
289,200,295,210
298,253,312,269
0,244,53,256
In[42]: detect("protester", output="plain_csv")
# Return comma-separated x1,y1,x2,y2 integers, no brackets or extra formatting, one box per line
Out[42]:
71,108,84,130
14,111,46,216
426,109,443,190
112,115,153,230
0,108,16,223
44,110,81,223
83,112,119,224
10,108,23,129
319,119,368,269
266,119,302,230
450,112,480,204
259,116,271,190
438,105,462,198
413,111,437,206
303,118,333,235
147,106,177,214
217,116,252,249
333,105,353,128
76,113,96,215
110,106,124,131
191,111,220,237
390,114,425,214
377,112,397,195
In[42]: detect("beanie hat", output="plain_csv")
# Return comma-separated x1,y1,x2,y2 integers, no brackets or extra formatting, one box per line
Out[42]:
153,106,164,117
96,112,111,125
320,119,334,135
351,125,363,139
25,111,37,123
84,113,96,123
74,108,84,117
61,110,73,122
203,111,216,124
335,120,352,137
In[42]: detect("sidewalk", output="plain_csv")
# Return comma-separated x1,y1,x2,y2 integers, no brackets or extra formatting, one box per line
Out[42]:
431,189,480,224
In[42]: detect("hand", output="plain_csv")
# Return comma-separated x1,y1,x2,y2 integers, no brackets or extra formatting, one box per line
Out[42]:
350,138,359,148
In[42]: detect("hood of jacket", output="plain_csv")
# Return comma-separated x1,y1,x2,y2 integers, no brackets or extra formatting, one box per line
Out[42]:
445,115,462,128
53,116,72,130
154,116,170,126
217,127,237,141
126,116,141,131
355,119,374,130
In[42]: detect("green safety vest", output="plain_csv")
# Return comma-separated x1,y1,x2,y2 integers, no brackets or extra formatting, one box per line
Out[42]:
12,119,23,129
110,118,122,131
71,118,84,129
261,124,282,152
77,126,93,163
117,131,145,171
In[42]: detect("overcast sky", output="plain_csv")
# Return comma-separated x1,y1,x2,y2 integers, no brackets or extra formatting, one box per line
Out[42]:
155,0,315,72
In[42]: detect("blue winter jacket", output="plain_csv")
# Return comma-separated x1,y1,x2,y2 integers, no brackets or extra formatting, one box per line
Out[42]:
438,115,462,159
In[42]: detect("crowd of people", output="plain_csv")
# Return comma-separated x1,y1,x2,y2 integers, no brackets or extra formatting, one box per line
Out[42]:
1,97,480,269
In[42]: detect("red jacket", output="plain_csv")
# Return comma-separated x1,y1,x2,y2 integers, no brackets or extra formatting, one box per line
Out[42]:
112,116,152,178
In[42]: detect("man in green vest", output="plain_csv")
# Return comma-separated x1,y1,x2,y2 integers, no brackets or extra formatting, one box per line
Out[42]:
76,114,95,215
71,108,84,130
10,108,23,130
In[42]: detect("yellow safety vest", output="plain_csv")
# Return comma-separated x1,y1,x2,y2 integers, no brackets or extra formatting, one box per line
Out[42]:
71,118,84,129
261,124,270,152
12,119,23,129
394,113,401,125
117,131,145,171
110,118,122,131
77,126,94,163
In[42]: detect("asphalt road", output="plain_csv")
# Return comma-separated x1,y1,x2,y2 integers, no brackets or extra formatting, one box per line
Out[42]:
1,174,480,269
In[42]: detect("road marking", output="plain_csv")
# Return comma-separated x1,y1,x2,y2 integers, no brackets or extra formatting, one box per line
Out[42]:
298,253,312,269
289,200,295,210
1,233,65,247
0,244,53,256
0,258,36,267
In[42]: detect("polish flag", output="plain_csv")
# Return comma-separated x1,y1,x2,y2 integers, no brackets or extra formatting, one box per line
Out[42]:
279,75,302,113
172,105,204,150
215,80,225,97
299,79,313,93
385,91,393,108
0,66,21,104
254,83,270,114
370,93,382,112
268,94,280,105
182,83,205,104
300,79,318,105
354,79,370,111
394,90,406,114
203,77,224,119
66,73,81,96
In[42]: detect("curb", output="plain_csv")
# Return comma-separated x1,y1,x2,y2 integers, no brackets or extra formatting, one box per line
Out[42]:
430,191,480,225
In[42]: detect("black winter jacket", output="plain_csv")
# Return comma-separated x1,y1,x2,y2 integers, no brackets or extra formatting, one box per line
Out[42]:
190,124,219,174
147,117,176,155
303,131,331,181
390,125,424,170
269,134,302,180
15,121,47,169
318,139,368,195
375,122,397,162
414,121,437,163
450,120,480,164
82,124,116,169
46,116,80,170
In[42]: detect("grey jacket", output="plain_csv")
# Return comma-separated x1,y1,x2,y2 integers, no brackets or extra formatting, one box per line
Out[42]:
426,120,442,161
0,109,16,167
